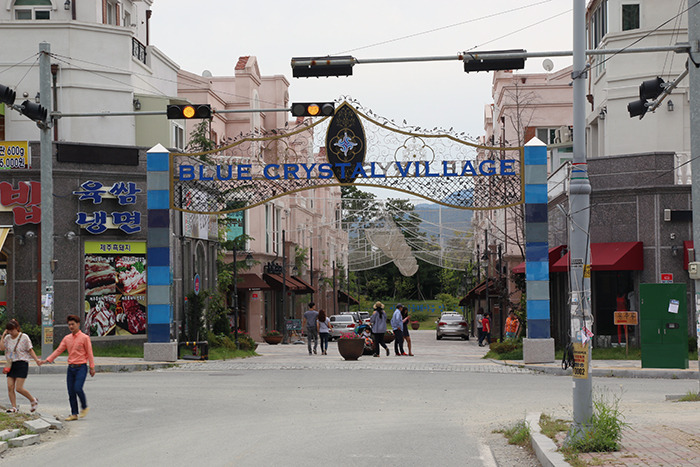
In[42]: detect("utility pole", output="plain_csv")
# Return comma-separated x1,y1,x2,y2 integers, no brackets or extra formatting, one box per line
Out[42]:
569,0,593,438
39,42,54,359
688,0,700,392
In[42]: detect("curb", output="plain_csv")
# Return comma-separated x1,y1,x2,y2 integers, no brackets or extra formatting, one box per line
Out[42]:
494,360,699,379
28,362,178,375
527,412,570,467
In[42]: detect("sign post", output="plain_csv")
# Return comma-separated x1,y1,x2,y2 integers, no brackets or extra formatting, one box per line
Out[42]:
614,311,638,358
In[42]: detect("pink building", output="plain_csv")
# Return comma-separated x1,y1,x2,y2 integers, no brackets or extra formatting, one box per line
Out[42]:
176,57,348,342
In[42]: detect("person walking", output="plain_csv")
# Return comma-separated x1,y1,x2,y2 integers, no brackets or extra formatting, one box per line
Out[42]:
391,303,405,356
41,315,95,421
369,302,389,357
480,312,491,347
317,309,331,355
505,310,520,340
401,306,414,356
0,320,41,413
476,307,484,346
302,302,319,355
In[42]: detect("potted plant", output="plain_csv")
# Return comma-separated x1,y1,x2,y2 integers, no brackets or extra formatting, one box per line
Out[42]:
337,333,364,360
384,329,394,344
263,330,283,345
410,320,420,330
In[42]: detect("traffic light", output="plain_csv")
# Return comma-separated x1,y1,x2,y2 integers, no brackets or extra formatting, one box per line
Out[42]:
463,49,527,73
166,104,212,119
628,77,665,118
291,102,335,117
0,84,16,105
291,56,354,78
20,100,47,122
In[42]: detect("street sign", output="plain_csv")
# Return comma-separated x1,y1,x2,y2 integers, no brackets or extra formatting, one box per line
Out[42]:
661,273,673,283
614,311,638,325
194,273,200,295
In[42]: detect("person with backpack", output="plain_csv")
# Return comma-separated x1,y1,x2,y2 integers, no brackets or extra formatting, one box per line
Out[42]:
0,319,41,413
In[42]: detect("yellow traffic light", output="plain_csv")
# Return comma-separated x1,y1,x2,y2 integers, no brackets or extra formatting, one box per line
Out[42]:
307,104,320,116
182,105,195,118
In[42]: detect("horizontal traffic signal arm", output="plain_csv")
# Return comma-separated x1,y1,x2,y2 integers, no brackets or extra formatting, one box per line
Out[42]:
166,104,212,120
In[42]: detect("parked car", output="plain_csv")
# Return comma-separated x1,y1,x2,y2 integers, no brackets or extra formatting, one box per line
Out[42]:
436,313,469,340
330,314,357,340
358,311,371,325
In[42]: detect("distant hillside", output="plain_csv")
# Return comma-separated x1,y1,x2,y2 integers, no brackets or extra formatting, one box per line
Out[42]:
413,203,472,240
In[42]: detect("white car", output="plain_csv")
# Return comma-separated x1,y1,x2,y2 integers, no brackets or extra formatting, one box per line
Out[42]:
329,314,357,340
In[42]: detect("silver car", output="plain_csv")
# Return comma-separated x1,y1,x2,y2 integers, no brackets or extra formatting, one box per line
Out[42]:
329,314,357,340
436,314,469,340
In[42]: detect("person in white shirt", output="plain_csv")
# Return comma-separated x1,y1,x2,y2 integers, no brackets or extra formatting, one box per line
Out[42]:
0,319,41,413
316,309,331,355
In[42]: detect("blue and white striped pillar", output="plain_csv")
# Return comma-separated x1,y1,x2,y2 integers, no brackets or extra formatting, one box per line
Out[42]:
146,144,172,344
523,138,554,362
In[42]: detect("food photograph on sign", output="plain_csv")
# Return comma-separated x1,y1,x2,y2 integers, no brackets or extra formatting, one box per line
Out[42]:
84,251,147,336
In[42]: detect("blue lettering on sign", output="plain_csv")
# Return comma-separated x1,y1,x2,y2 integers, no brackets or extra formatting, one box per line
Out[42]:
318,163,334,179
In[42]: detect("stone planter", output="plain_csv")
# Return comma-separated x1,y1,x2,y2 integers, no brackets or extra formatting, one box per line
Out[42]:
337,338,364,360
263,335,283,345
384,332,394,344
410,321,420,330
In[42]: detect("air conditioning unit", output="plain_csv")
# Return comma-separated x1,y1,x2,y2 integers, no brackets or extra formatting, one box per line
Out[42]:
554,125,573,144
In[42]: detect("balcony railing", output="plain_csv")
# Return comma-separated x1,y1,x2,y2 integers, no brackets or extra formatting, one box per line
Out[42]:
132,37,147,64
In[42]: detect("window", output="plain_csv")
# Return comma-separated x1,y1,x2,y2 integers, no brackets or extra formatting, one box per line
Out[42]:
588,0,607,48
172,124,184,151
124,11,131,28
14,0,52,20
622,4,640,31
536,128,558,145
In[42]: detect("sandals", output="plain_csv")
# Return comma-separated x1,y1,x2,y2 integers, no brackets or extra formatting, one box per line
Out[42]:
5,407,17,413
30,399,38,412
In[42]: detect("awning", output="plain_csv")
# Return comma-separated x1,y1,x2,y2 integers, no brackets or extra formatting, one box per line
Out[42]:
262,273,303,290
684,241,693,270
0,228,9,252
291,276,315,294
338,290,359,305
551,242,643,272
512,245,567,274
235,273,271,290
458,279,495,306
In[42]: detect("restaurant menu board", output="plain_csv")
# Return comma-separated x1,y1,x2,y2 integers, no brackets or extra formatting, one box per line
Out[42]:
84,241,147,336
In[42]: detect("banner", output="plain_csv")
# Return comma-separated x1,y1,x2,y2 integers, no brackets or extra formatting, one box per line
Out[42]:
84,241,147,336
0,141,30,169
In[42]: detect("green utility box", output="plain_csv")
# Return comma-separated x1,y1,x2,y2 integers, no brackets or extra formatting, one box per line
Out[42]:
639,283,688,369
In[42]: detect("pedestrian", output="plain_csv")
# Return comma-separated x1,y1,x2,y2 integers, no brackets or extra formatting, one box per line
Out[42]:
369,301,389,357
390,303,405,356
476,307,484,346
505,310,520,340
41,314,95,421
480,312,491,347
0,319,41,413
401,306,414,356
317,309,331,355
302,302,319,355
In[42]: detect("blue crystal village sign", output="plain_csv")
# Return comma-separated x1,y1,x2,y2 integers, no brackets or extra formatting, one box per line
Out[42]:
145,101,551,347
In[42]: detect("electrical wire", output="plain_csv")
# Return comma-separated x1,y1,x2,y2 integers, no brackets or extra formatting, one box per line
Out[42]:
0,53,40,77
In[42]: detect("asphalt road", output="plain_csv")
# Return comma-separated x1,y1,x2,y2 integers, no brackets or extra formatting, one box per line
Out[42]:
3,331,698,466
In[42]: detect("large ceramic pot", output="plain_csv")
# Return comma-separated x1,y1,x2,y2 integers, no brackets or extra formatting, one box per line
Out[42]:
263,335,283,345
384,331,395,344
337,338,364,360
410,321,420,330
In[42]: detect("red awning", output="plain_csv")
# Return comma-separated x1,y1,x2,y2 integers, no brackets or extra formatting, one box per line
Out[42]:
291,276,315,293
236,273,271,290
263,273,303,290
684,240,694,270
551,242,643,272
287,276,315,294
511,245,567,274
458,279,496,306
338,290,359,305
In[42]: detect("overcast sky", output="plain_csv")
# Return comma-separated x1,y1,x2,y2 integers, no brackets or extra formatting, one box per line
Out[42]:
150,0,574,141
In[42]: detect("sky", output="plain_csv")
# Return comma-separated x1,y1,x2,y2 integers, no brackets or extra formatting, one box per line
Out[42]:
150,0,574,142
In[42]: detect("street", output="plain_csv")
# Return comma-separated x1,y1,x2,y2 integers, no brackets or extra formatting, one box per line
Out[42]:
3,331,698,466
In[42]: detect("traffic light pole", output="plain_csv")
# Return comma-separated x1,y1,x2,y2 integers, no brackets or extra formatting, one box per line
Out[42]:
569,0,593,440
688,1,700,393
39,42,55,359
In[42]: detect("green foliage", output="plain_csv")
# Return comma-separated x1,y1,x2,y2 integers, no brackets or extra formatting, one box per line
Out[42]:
92,344,144,358
676,390,700,402
436,293,458,310
183,291,206,341
485,340,523,360
564,391,627,453
539,414,570,441
185,120,216,155
409,311,430,322
18,322,41,346
294,245,309,272
689,336,697,353
495,419,531,447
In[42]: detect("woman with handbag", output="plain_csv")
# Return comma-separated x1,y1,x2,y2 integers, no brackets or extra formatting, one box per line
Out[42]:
0,319,41,413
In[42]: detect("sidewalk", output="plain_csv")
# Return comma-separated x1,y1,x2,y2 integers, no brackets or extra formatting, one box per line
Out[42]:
26,356,176,375
499,357,699,379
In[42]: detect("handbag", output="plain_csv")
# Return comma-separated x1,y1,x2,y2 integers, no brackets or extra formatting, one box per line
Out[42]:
3,333,22,374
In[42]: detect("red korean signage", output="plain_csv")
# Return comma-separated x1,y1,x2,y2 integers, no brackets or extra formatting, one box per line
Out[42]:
0,181,41,225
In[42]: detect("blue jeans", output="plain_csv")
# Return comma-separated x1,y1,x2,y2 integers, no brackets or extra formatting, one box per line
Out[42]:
319,332,330,352
67,364,88,415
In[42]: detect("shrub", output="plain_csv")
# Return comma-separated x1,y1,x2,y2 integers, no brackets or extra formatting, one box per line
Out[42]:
495,419,531,447
409,311,429,322
236,333,257,351
564,391,627,453
19,322,41,346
